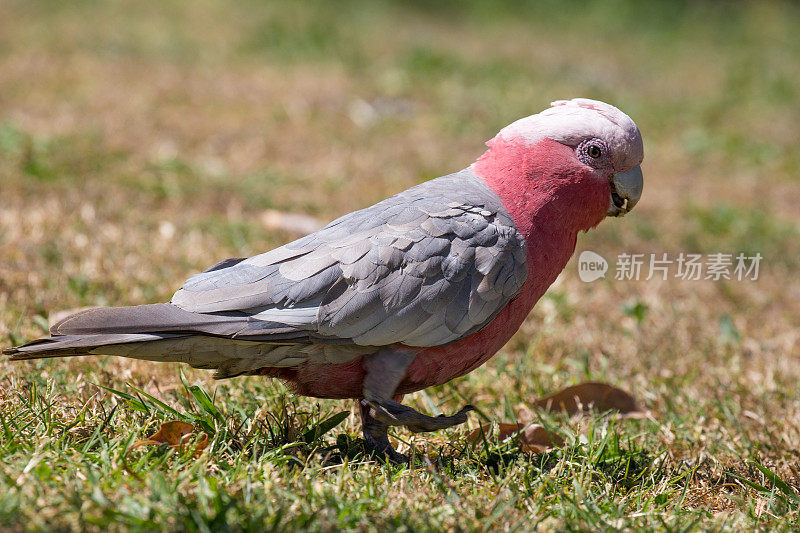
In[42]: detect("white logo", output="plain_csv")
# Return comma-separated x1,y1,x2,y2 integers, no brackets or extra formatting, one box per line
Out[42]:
578,250,608,282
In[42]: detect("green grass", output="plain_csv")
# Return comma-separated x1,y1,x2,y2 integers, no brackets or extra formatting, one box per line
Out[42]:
1,0,800,530
4,358,798,531
0,372,708,531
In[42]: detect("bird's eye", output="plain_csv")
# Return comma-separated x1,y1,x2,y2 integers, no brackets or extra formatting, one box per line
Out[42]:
587,145,602,159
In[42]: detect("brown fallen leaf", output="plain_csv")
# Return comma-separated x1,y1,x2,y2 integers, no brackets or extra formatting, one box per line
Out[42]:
531,381,647,418
467,422,564,453
129,420,209,457
464,382,647,451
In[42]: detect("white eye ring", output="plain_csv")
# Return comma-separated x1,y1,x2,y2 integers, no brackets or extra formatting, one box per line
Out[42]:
577,138,608,166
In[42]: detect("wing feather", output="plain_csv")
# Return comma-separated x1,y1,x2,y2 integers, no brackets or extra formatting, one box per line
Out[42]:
170,169,527,347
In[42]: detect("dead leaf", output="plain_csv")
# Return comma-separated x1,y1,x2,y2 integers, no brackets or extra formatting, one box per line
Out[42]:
463,383,648,452
129,420,209,457
500,423,565,453
467,422,564,453
531,381,647,418
466,424,491,444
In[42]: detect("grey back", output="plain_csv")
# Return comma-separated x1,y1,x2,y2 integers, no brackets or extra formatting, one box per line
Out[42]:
171,169,528,347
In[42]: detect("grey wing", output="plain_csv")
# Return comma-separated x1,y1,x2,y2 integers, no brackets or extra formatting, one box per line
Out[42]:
171,169,528,347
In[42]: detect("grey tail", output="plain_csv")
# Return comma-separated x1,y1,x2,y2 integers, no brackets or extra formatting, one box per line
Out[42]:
3,301,246,360
3,302,253,359
3,303,313,379
4,333,188,360
48,303,254,336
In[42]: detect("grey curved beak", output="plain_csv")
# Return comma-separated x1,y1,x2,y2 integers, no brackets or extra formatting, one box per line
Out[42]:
606,165,643,217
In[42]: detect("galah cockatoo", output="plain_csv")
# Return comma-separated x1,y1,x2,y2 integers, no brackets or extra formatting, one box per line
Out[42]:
6,98,644,462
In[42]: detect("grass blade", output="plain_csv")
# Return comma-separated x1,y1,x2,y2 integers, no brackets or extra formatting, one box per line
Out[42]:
303,411,349,444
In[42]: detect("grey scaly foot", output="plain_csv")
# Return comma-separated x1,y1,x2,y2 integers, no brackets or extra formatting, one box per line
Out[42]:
358,400,409,464
365,398,475,433
361,348,474,434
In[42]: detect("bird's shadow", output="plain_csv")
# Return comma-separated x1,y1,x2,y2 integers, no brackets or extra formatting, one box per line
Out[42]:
310,433,554,474
311,433,657,490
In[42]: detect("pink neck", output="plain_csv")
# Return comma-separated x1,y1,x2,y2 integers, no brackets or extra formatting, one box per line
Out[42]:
471,136,609,241
471,135,610,319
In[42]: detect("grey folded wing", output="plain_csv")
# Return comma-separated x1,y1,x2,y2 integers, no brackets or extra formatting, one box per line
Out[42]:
171,169,528,347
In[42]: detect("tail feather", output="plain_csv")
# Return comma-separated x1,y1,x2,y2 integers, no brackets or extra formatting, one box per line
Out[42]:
50,303,251,337
4,303,364,379
4,332,317,379
4,333,186,360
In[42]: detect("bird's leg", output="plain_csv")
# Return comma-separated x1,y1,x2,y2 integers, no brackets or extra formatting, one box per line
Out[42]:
357,399,408,464
362,348,474,434
365,399,474,433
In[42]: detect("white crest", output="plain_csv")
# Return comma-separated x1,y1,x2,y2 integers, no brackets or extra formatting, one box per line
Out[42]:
496,98,644,170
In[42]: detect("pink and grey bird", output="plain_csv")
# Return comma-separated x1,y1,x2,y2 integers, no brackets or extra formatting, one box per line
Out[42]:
6,98,644,461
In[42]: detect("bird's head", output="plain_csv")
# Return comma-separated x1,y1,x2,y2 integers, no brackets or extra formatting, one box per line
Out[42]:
473,98,644,233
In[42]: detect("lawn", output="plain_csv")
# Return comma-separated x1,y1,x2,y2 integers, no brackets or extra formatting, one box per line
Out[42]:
1,0,800,530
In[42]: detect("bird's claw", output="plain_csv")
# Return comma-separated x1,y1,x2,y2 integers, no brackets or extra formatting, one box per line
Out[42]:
362,433,409,464
365,399,474,433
